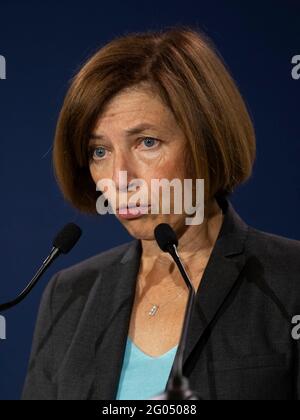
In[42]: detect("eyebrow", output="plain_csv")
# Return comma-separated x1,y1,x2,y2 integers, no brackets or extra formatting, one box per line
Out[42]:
89,123,158,141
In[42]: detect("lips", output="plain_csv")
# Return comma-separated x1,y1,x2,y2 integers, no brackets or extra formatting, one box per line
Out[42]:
117,205,149,214
117,205,150,216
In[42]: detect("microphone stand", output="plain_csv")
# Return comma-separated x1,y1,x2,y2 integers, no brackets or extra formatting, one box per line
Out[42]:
0,247,60,313
151,243,200,400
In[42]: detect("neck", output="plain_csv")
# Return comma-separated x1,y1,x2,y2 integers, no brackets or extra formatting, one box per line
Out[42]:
137,198,224,296
140,198,224,273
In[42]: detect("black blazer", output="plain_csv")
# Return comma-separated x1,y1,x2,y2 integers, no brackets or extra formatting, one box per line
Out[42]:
22,198,300,400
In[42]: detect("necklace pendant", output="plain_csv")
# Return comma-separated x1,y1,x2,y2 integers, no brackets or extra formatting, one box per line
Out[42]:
149,305,159,316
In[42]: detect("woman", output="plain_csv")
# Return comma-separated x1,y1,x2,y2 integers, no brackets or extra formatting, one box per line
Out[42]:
22,27,300,400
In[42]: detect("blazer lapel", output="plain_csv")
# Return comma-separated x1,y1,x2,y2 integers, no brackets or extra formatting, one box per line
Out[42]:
92,241,142,400
166,198,249,388
56,239,142,400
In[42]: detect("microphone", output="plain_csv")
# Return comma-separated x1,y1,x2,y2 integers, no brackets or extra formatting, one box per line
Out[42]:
152,223,200,400
0,223,82,313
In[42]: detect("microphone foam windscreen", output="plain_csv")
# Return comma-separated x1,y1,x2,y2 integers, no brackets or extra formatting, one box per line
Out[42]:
53,223,82,254
154,223,178,252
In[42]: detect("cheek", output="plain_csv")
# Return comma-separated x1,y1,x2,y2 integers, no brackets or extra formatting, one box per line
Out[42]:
153,160,187,181
150,147,187,178
89,166,97,184
163,145,189,179
89,164,105,185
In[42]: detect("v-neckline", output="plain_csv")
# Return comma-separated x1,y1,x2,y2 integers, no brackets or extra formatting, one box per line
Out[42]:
128,337,178,360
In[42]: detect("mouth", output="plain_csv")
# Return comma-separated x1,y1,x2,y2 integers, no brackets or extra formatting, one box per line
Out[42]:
116,205,150,218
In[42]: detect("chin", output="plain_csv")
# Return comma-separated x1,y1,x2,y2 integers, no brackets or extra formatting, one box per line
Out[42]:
119,214,180,241
118,218,157,240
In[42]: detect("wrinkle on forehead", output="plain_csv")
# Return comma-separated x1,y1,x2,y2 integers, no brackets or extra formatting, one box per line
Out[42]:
94,84,179,136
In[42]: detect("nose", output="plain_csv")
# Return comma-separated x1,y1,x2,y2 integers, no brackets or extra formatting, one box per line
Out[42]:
112,151,136,193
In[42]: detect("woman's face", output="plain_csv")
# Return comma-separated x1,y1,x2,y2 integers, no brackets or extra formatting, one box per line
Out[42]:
89,85,195,240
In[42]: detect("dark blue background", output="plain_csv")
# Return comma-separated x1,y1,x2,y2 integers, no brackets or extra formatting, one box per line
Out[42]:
0,0,299,400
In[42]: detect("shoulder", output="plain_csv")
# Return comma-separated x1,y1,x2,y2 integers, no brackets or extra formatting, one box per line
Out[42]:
46,239,137,300
244,225,300,298
246,226,300,262
59,239,135,278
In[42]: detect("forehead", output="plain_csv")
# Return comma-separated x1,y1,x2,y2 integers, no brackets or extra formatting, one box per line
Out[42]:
94,86,177,132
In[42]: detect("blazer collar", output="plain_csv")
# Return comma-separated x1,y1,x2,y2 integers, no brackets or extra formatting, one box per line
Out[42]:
57,196,249,400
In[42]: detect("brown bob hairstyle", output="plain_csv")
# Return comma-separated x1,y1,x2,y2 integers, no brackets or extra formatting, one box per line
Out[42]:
53,26,256,214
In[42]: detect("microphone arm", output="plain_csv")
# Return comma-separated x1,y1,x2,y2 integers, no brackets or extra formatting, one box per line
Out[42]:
152,242,200,400
0,222,82,313
0,247,60,313
168,243,196,380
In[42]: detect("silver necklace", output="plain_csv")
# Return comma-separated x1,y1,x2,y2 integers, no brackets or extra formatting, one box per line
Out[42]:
141,288,185,317
138,257,210,317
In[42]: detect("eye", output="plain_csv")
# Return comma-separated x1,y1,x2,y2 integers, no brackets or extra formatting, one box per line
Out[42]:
90,146,106,161
140,137,160,149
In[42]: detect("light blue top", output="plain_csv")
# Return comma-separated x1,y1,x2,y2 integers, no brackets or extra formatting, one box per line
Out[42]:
116,337,178,400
